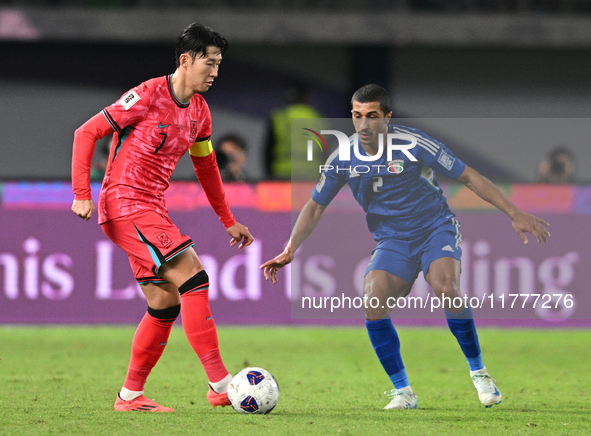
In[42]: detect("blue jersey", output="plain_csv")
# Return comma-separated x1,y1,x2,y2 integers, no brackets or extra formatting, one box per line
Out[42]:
311,124,465,241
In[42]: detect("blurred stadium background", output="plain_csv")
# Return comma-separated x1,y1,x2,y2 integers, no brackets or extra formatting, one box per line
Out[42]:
1,1,590,326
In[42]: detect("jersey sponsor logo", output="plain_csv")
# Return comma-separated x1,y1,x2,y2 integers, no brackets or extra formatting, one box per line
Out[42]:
190,121,198,139
157,232,172,248
158,123,170,129
388,159,405,174
120,90,140,110
437,150,455,171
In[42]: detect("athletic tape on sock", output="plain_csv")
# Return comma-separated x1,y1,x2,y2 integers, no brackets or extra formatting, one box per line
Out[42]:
178,270,209,295
147,304,180,320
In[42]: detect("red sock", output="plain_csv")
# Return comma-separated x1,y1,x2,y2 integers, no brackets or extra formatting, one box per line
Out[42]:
123,306,178,391
180,272,229,384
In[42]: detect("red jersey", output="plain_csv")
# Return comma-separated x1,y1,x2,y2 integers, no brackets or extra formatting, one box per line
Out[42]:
72,74,235,228
97,75,210,223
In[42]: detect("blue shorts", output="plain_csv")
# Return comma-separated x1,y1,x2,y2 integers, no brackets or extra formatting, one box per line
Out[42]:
365,217,462,284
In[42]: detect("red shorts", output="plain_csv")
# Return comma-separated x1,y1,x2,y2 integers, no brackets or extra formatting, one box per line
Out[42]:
101,210,194,285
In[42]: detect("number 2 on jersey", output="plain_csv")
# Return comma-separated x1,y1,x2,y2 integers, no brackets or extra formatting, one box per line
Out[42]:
154,132,167,154
372,176,383,192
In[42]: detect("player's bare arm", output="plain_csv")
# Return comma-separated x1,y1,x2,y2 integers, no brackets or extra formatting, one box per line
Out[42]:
456,165,550,244
260,198,327,284
71,198,96,221
227,222,254,250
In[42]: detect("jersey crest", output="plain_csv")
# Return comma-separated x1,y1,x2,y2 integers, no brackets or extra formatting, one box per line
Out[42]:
157,232,172,248
190,120,198,139
388,159,405,174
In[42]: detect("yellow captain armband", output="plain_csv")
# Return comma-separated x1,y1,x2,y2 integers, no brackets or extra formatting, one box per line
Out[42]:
189,139,213,157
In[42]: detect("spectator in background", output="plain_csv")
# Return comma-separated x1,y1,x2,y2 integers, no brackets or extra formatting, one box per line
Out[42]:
537,146,576,184
264,83,325,180
90,135,112,181
215,134,249,181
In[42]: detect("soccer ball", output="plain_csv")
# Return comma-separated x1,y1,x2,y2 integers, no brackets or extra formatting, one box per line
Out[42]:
228,367,279,414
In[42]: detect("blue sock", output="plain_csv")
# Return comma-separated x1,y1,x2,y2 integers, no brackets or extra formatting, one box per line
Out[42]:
366,318,409,389
445,307,484,371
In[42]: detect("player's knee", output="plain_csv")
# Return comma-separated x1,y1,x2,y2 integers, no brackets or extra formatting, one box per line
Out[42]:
432,277,459,299
141,282,181,309
178,270,210,295
363,295,391,320
364,306,390,320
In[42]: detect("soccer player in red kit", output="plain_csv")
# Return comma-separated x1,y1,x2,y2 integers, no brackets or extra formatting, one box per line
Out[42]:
71,23,254,412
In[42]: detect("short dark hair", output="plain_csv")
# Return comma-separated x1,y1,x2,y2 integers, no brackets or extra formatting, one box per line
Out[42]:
217,134,247,152
175,23,228,67
351,84,391,115
549,145,573,161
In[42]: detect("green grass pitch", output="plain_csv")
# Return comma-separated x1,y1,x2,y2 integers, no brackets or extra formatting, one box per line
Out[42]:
0,326,589,435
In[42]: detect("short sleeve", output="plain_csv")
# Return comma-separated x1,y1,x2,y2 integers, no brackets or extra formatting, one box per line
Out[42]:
421,142,465,180
405,127,466,180
311,150,347,206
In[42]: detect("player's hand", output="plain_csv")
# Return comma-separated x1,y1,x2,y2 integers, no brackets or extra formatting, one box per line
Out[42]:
511,211,550,244
227,222,254,250
71,199,95,221
260,248,293,285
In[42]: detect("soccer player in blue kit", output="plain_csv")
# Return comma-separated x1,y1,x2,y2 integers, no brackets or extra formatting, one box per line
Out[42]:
261,84,551,409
